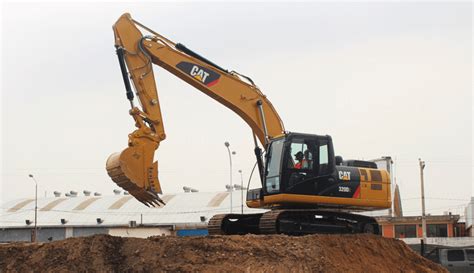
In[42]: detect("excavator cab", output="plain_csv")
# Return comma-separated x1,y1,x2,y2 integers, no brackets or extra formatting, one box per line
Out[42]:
247,132,338,207
263,133,336,196
248,131,392,212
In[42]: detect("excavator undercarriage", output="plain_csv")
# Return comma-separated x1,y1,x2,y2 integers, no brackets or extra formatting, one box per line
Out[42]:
208,209,379,236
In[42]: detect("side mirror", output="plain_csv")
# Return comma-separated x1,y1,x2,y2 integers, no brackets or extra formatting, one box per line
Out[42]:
335,156,343,166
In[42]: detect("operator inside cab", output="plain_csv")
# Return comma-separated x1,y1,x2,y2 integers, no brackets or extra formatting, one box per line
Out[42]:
265,134,334,195
294,151,304,169
294,150,313,169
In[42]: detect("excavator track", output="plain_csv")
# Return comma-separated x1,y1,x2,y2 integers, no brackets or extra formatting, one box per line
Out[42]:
207,214,227,235
270,209,379,235
258,210,283,234
208,209,380,236
208,213,263,235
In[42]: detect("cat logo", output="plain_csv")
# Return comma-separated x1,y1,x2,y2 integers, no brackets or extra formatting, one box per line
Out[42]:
338,171,351,181
190,66,210,83
176,62,220,87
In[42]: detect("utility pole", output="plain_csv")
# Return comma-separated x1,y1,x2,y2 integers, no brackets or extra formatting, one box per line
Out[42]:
224,142,236,213
385,156,393,217
28,174,38,243
238,170,244,214
419,158,426,255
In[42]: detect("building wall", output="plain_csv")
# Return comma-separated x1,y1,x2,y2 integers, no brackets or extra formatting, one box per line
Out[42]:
466,198,474,236
37,228,66,242
447,223,453,237
382,225,394,238
108,227,172,238
379,219,460,239
0,228,31,242
0,228,66,242
402,237,474,247
417,225,423,238
454,223,466,237
73,227,109,237
0,226,175,242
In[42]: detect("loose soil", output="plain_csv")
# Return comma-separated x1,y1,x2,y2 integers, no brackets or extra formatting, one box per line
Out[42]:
0,234,446,273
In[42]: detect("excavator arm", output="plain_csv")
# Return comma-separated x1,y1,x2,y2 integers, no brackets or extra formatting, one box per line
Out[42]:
106,13,285,206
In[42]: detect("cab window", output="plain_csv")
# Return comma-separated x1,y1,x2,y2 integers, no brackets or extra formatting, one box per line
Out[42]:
320,144,328,164
290,142,313,170
265,139,284,193
283,140,316,189
318,141,330,175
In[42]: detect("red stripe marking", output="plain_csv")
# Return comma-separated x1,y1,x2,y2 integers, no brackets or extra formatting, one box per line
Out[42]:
206,79,219,87
352,185,361,198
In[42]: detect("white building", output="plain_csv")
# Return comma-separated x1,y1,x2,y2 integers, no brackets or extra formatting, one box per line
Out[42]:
465,197,474,236
0,189,266,242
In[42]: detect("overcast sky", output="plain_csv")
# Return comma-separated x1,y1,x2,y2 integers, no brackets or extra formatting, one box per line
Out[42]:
1,1,472,217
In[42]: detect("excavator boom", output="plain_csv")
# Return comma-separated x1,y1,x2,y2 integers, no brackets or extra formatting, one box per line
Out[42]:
107,13,285,205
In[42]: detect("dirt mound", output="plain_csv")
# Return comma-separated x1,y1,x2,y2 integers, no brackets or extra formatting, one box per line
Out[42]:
0,234,446,273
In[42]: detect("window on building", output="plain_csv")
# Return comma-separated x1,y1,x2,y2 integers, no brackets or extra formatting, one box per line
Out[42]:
394,224,417,238
427,224,447,237
447,250,465,262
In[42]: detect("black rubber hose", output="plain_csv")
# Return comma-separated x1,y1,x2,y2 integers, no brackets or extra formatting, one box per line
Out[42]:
115,47,134,102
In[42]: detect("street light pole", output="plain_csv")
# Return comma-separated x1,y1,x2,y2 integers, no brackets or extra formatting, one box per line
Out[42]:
419,158,426,255
224,142,236,213
28,174,38,243
238,170,244,214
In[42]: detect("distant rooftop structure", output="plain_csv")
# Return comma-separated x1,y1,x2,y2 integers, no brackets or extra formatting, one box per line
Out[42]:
0,190,266,229
465,197,474,236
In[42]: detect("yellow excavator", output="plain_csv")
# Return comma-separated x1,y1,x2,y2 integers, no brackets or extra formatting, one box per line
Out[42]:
106,13,391,235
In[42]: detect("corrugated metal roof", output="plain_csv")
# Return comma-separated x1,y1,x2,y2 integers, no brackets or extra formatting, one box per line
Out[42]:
108,196,134,210
207,192,229,207
7,199,34,212
0,191,266,228
40,198,68,211
73,197,101,210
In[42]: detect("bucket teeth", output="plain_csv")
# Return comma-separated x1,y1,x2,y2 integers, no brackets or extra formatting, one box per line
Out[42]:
106,154,165,207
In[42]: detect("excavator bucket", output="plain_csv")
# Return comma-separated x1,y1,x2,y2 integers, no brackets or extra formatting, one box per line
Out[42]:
106,138,165,207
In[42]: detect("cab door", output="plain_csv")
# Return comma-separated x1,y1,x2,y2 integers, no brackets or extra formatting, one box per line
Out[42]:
311,136,338,195
281,135,335,195
264,138,285,194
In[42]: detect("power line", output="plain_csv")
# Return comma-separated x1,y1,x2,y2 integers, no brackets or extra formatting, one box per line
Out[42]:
0,206,248,217
402,197,471,202
402,204,468,214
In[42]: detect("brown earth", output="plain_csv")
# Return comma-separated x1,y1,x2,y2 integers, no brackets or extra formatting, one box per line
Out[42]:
0,234,446,273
